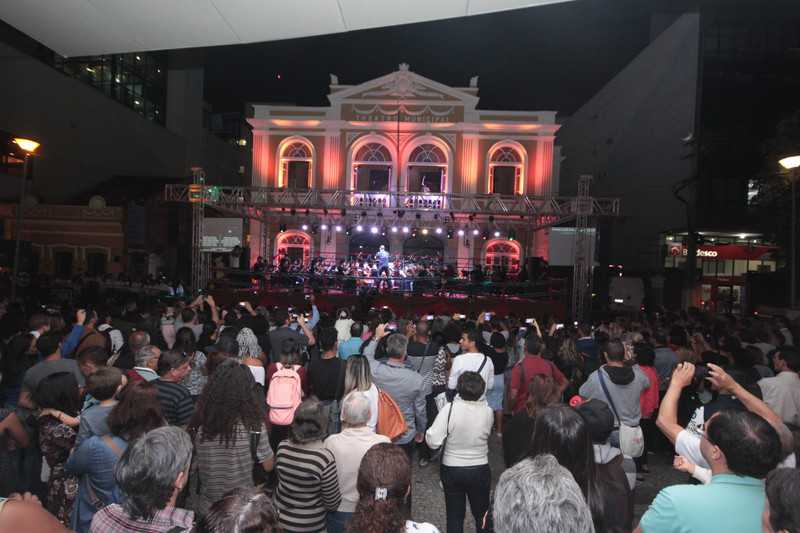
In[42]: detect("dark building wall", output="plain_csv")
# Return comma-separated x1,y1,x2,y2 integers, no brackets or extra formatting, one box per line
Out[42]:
558,13,700,272
0,42,187,203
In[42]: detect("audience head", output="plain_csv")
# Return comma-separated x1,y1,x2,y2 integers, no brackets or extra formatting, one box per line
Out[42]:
128,330,151,353
273,309,290,327
29,313,51,333
529,405,603,531
493,453,594,533
349,443,411,533
114,426,192,521
173,327,196,355
634,342,656,367
774,346,800,373
457,371,486,401
763,467,800,533
350,321,364,339
576,399,615,444
236,328,262,360
602,339,625,363
442,320,463,345
36,332,62,358
341,391,371,428
108,381,165,441
459,329,480,353
86,366,125,401
279,338,301,366
385,333,408,361
318,327,338,353
77,345,109,377
156,350,191,381
135,345,161,370
525,374,560,418
33,371,81,417
704,410,782,478
195,488,282,533
290,398,328,444
344,355,373,394
525,334,544,356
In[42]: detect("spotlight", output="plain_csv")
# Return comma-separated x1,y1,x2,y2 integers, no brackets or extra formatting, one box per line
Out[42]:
279,224,287,233
377,212,384,218
402,226,410,234
301,224,309,231
447,230,454,239
488,215,495,223
311,224,319,235
482,231,489,240
391,226,398,233
345,225,352,235
335,225,342,232
290,208,296,216
305,209,310,216
435,227,443,235
381,227,387,236
468,214,475,222
397,210,405,219
421,228,429,235
370,226,379,234
508,229,516,241
361,211,368,218
458,229,465,237
472,228,480,236
356,224,363,232
321,224,329,231
494,230,501,238
415,213,421,220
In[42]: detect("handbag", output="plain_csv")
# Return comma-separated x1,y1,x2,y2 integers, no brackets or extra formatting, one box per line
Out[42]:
598,368,644,458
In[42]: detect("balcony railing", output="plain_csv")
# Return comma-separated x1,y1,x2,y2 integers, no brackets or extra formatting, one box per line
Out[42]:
165,184,620,224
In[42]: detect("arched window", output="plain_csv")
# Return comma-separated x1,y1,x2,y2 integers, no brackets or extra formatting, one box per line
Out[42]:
407,144,447,193
278,139,313,189
353,142,393,192
485,239,521,273
488,144,524,195
276,231,311,266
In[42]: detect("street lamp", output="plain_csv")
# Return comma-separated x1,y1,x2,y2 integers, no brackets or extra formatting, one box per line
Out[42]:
779,155,800,309
10,137,40,302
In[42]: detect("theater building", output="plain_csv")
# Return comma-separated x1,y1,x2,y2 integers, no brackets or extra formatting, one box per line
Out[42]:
246,64,561,274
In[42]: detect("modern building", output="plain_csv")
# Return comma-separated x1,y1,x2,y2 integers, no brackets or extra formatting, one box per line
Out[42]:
246,64,562,273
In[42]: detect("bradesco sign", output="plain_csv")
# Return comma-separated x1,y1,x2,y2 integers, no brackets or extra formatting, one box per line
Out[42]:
668,244,776,261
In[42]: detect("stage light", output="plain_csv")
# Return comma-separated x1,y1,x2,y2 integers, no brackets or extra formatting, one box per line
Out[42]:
508,229,516,241
279,224,287,233
311,224,319,235
321,224,329,231
381,227,387,236
335,225,343,232
482,231,489,240
356,224,363,232
345,225,352,235
391,226,398,233
468,214,475,222
421,228,429,235
402,226,410,233
447,230,454,239
370,226,379,234
435,227,443,234
415,213,421,220
301,224,309,231
472,228,479,236
493,230,501,238
458,229,465,237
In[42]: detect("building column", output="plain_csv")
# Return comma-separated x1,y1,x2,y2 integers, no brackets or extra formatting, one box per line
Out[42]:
533,137,555,197
250,131,271,265
460,135,480,193
324,132,342,189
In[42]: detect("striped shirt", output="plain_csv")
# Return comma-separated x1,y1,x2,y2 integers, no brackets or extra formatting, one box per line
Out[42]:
154,380,194,426
191,423,273,517
274,440,341,532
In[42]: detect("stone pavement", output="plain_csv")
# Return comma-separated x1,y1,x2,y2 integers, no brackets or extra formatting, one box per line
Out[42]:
410,434,688,532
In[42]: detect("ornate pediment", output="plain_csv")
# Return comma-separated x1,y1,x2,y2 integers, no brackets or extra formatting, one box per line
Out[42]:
330,64,478,106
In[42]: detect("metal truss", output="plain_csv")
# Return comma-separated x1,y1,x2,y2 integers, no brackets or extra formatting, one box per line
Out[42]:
164,184,619,226
571,175,594,322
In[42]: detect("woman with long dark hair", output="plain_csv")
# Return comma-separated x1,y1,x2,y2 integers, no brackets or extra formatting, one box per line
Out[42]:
33,371,81,526
65,381,166,533
502,374,561,467
347,443,439,533
528,405,606,532
187,359,273,518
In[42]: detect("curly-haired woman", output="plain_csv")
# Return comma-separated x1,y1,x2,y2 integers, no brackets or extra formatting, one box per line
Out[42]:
347,443,439,533
187,359,274,518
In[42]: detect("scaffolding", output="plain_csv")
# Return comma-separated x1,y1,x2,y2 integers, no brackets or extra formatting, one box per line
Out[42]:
168,182,618,305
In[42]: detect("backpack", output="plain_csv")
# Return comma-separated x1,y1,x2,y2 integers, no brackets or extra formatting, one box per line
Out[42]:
376,389,408,441
267,363,302,426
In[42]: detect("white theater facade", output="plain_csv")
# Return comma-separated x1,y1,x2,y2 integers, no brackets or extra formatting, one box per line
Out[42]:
247,64,561,274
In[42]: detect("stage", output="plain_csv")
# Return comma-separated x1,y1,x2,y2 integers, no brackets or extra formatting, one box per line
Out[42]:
211,287,567,320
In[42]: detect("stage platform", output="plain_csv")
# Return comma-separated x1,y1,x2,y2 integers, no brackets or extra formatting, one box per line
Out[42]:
211,288,567,320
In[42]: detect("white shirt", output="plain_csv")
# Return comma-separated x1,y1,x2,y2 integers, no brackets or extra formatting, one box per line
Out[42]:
247,365,266,386
759,371,800,427
425,397,493,467
447,352,495,397
364,383,380,432
405,521,440,533
325,427,390,512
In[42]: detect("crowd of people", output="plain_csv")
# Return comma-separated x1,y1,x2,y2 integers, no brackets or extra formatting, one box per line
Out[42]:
0,293,799,533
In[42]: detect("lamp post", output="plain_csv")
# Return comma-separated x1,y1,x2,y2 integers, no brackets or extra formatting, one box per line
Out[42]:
779,155,800,309
10,138,40,302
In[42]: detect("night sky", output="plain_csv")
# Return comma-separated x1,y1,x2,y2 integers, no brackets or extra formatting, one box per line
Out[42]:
204,0,656,116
